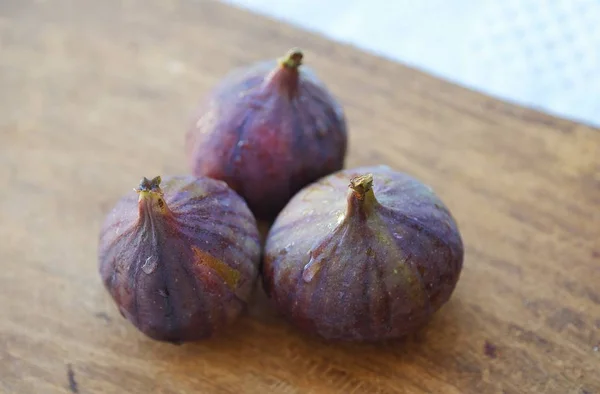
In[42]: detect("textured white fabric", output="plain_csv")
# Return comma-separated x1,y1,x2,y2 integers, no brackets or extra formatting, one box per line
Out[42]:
225,0,600,126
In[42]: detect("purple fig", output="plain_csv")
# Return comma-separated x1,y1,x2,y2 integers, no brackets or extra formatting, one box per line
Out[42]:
263,166,464,341
98,175,260,343
186,48,348,219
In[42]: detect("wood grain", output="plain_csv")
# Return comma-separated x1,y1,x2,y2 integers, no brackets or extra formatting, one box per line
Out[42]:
1,0,599,393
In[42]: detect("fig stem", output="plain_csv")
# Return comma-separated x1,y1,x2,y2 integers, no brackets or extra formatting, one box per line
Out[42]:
347,174,378,218
349,174,373,199
135,176,163,194
135,176,170,216
265,48,303,98
278,48,303,69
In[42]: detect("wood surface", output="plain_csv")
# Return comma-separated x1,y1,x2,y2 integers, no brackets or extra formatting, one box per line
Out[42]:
1,0,599,393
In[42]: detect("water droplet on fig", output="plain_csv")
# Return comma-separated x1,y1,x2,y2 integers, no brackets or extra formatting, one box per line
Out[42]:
393,232,404,241
236,140,248,149
302,255,322,283
142,256,158,274
158,289,169,298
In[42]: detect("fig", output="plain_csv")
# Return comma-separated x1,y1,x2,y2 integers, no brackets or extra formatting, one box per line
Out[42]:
98,175,260,343
185,48,348,219
263,166,464,341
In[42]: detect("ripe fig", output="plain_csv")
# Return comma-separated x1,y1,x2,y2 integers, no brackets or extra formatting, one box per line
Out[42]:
186,48,348,220
263,166,464,341
98,175,260,343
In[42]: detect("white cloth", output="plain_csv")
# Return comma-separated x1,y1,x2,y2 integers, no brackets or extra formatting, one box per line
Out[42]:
226,0,600,126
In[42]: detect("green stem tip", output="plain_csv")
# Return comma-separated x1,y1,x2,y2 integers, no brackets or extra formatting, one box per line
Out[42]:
349,174,374,199
135,176,162,194
278,48,304,69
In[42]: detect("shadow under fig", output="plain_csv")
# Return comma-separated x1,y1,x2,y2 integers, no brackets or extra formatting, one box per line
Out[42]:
151,217,465,382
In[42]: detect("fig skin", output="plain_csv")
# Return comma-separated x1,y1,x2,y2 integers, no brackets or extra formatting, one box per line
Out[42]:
186,48,348,220
98,175,261,343
263,166,464,342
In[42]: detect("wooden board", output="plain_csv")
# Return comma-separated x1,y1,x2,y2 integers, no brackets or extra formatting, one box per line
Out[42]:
1,0,599,393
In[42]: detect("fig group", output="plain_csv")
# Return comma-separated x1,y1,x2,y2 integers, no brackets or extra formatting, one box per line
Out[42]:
98,48,465,344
